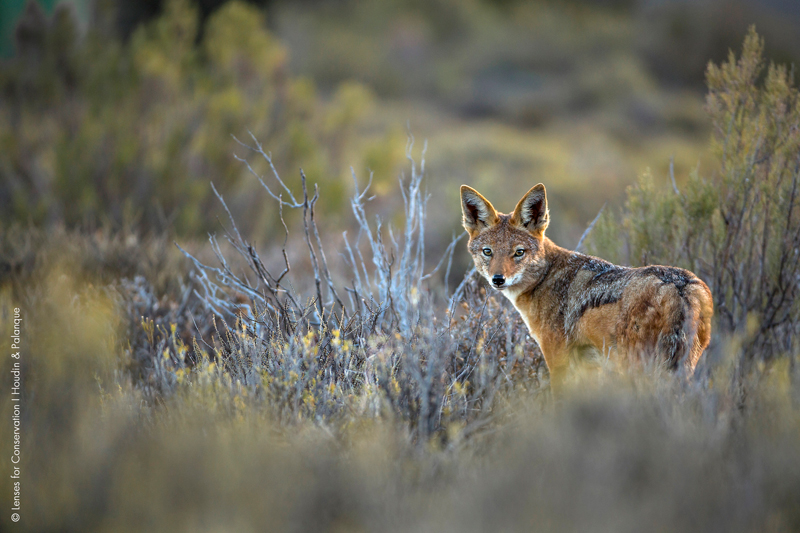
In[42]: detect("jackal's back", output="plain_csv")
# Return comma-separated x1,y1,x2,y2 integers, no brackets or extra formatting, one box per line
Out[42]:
521,244,713,372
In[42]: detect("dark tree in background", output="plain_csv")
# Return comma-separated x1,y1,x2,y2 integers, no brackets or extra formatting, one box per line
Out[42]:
116,0,277,40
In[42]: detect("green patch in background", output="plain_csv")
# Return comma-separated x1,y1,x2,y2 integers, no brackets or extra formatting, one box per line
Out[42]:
0,0,90,57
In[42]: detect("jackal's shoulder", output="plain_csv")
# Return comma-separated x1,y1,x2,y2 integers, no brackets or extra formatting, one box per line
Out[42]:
545,242,700,292
542,242,627,288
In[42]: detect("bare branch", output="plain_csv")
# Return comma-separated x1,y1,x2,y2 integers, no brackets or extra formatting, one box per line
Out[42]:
575,204,606,253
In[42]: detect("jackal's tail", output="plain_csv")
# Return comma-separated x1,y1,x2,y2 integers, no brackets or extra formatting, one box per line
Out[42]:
684,279,713,372
661,278,713,374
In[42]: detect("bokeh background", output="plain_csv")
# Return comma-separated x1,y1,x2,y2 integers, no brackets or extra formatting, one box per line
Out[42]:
3,0,800,259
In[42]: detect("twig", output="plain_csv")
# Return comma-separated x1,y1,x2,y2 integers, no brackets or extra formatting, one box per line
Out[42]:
575,204,606,253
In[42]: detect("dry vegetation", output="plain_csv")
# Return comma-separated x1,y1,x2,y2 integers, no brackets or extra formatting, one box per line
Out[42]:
1,22,800,533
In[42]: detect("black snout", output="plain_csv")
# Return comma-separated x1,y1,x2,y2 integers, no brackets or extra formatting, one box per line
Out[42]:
492,275,505,287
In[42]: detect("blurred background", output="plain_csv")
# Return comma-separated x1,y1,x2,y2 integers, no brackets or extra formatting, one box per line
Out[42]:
2,0,800,255
3,4,800,531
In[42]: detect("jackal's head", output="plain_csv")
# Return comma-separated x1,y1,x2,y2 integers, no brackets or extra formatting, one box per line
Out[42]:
460,184,550,293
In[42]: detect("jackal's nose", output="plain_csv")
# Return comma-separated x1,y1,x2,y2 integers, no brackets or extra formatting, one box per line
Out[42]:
492,275,505,287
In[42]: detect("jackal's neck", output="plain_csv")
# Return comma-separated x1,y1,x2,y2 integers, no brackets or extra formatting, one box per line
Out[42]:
541,235,571,258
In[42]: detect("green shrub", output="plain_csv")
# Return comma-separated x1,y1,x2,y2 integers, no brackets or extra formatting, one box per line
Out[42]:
0,0,374,236
589,28,800,362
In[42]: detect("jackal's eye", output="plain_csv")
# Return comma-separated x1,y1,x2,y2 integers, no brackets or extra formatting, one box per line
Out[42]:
482,248,492,257
514,249,525,257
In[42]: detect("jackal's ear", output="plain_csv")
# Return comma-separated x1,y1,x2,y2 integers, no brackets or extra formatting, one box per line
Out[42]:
461,185,499,236
511,183,549,235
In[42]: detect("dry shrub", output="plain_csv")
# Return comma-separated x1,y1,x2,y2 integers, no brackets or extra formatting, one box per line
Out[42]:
127,137,544,441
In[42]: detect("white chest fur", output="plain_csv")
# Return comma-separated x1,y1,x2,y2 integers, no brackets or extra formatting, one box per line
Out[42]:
500,288,540,346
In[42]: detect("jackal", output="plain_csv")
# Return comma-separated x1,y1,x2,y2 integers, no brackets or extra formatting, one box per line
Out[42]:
460,184,713,390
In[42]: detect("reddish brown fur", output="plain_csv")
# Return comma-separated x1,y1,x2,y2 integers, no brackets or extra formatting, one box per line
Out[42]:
461,184,713,391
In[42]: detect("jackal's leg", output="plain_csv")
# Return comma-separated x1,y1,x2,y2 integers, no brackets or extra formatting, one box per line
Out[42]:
538,339,569,395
